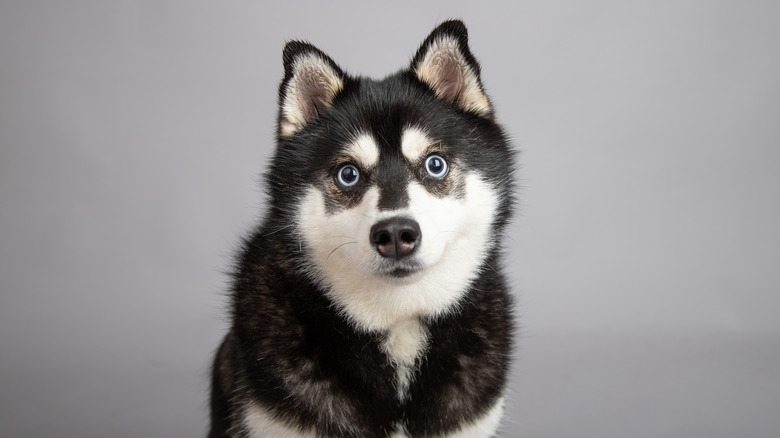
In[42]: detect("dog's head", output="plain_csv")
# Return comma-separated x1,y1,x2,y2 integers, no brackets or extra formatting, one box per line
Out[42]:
268,21,514,331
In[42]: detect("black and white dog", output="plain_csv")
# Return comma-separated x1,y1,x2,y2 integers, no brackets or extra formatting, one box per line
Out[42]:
210,20,516,438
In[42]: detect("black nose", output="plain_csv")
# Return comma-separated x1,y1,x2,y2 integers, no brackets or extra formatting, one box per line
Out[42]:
370,217,421,260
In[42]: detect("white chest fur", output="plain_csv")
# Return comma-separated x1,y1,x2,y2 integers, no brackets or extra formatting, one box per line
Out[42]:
381,317,429,401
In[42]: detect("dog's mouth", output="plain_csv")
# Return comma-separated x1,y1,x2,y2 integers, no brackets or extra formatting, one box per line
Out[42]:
387,267,417,278
375,261,424,280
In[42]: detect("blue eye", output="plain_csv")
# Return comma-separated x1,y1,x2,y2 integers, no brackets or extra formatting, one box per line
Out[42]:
424,154,448,179
336,164,360,188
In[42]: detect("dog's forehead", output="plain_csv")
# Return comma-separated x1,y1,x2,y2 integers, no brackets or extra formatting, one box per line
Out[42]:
342,127,434,168
333,75,436,158
329,75,458,179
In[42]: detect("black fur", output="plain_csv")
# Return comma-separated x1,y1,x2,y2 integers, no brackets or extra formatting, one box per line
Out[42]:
210,20,516,437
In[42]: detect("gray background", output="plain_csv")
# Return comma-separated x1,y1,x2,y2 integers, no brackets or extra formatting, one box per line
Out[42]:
1,1,779,437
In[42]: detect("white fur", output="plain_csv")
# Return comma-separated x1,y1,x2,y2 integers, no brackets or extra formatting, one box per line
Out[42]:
441,397,505,438
345,133,380,169
296,173,498,332
243,397,504,438
389,397,505,438
382,318,429,400
401,127,433,162
415,36,490,115
243,403,316,438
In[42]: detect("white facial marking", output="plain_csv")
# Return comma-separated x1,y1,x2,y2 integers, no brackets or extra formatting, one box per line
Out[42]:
382,318,429,400
401,127,433,162
297,172,499,332
346,133,380,169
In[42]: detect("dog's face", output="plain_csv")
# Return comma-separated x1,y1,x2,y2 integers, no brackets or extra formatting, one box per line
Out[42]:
270,22,513,331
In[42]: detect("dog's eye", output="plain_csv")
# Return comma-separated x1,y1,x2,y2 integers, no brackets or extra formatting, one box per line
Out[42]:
336,164,360,188
424,154,448,179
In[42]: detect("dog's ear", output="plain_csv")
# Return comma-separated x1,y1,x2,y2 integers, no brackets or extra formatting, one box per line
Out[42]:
278,41,345,138
410,20,491,116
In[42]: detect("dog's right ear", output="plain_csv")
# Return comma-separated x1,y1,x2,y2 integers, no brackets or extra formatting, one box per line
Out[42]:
278,41,345,138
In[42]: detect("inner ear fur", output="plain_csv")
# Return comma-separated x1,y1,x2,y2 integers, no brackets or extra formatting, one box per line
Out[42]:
411,20,491,116
278,41,344,138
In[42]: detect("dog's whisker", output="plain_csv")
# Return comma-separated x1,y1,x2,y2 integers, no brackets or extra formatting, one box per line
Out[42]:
326,241,357,260
262,225,294,236
327,235,357,240
348,210,374,219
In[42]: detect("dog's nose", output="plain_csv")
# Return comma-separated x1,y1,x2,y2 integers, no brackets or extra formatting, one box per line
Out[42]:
370,218,421,260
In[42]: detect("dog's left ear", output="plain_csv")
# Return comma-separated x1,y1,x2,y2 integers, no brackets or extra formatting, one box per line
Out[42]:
411,20,491,116
278,41,345,138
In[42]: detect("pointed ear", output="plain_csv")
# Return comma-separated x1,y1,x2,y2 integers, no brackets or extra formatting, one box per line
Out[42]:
278,41,345,138
410,20,491,116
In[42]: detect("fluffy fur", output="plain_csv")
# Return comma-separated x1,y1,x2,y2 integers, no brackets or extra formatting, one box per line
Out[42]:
210,20,516,438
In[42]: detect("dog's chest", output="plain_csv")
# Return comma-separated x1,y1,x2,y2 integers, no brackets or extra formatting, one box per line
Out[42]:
381,318,429,400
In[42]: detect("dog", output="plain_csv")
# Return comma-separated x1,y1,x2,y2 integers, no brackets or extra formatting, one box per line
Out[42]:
209,20,516,438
